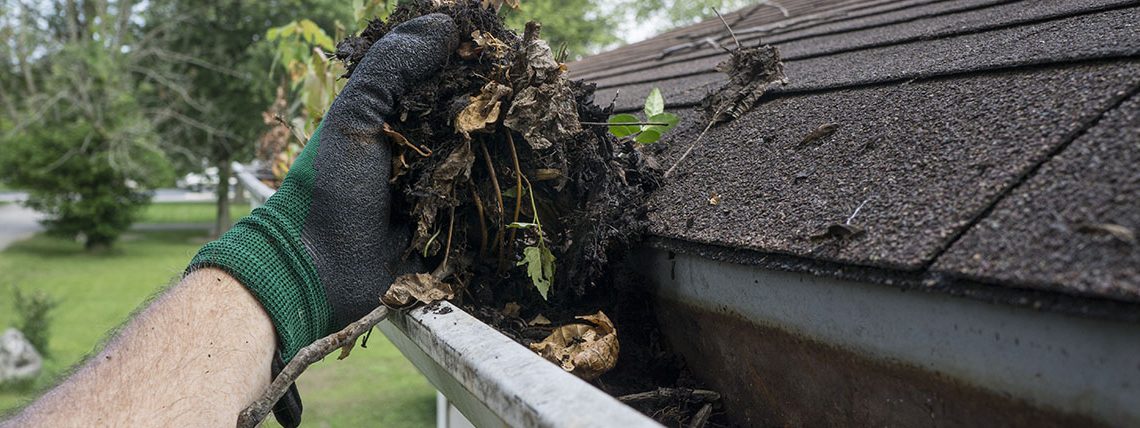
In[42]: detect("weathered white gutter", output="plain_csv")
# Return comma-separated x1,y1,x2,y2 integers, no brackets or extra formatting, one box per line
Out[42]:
235,162,661,428
639,247,1140,427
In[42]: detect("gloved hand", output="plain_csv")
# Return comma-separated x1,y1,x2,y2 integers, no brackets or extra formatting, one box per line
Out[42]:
189,14,458,366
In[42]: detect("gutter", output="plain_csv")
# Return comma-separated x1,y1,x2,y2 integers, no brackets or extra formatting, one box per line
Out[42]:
235,163,660,428
639,247,1140,427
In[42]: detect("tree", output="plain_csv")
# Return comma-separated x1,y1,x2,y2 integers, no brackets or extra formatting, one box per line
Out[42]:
501,0,619,60
0,1,174,251
628,0,772,29
139,0,353,237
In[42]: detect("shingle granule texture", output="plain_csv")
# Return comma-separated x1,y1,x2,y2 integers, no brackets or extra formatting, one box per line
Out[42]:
935,93,1140,302
646,62,1140,270
569,0,1140,302
589,4,1140,111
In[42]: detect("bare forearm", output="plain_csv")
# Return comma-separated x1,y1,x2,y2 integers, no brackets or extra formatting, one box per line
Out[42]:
5,268,276,427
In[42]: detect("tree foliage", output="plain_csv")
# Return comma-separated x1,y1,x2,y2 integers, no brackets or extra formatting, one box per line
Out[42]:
0,1,173,250
501,0,619,60
630,0,769,28
138,0,353,235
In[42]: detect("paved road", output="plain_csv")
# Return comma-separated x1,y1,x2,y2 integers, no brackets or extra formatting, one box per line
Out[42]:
0,203,43,250
0,189,220,250
0,189,216,204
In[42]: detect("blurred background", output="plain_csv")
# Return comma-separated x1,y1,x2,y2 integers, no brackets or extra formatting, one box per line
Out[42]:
0,0,757,424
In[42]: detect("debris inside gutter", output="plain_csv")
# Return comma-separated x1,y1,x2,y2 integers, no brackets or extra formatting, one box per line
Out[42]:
335,1,738,425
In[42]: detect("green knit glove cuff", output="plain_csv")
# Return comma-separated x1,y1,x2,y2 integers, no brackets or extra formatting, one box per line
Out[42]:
188,128,332,361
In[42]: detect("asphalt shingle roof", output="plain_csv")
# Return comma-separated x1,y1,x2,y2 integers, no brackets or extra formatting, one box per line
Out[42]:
569,0,1140,305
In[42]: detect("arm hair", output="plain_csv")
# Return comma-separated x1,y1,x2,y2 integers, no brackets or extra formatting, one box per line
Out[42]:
2,268,276,426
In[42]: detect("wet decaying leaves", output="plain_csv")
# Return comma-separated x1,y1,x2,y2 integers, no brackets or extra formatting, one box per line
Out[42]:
529,311,619,380
699,43,786,124
339,3,721,424
338,0,660,381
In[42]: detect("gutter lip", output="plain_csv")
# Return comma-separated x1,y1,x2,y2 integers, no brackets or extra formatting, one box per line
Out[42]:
385,302,662,428
234,163,661,428
648,236,1140,324
232,162,274,206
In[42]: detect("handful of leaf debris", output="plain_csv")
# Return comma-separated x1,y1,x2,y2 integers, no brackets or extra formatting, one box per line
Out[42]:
337,1,659,379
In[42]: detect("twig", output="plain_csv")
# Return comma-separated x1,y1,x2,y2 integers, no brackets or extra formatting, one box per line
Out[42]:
663,104,727,179
617,387,721,405
713,8,741,50
580,121,672,126
440,204,457,270
504,132,524,271
846,196,872,225
236,306,391,428
469,180,489,258
274,114,310,145
688,403,714,428
478,141,506,262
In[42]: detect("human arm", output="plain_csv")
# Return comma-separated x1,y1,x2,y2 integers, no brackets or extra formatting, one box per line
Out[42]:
3,268,276,427
3,14,458,427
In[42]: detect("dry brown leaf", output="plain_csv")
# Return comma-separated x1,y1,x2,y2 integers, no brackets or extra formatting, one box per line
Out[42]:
471,30,510,59
502,302,522,318
708,192,721,206
480,0,519,10
528,314,551,326
535,168,562,181
455,82,511,139
529,311,619,380
390,150,409,184
456,41,479,60
411,142,476,253
381,273,456,308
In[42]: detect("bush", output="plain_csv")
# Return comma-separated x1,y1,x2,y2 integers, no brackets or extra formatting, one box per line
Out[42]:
0,44,173,251
11,287,60,358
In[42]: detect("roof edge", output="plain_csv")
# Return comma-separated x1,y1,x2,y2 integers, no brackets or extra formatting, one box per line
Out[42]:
646,236,1140,323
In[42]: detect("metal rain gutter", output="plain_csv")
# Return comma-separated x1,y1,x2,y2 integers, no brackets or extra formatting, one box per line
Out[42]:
235,163,660,428
639,248,1140,427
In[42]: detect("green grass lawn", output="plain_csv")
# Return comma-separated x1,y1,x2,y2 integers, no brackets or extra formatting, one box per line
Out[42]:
0,203,435,426
139,201,250,224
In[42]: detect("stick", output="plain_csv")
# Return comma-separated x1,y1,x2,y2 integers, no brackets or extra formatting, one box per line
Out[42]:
713,8,741,50
663,116,717,179
274,114,310,145
845,196,872,225
478,141,506,262
236,306,391,428
469,180,489,258
688,403,714,428
617,387,721,405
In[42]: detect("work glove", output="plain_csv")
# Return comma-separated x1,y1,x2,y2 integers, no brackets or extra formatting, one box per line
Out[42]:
187,14,458,425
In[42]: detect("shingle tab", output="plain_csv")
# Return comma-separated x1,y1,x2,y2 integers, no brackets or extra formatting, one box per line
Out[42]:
935,92,1140,301
594,5,1140,111
572,0,1140,302
646,62,1140,270
575,0,1003,82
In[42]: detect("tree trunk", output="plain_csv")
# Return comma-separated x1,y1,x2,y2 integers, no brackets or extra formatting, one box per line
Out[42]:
213,159,232,238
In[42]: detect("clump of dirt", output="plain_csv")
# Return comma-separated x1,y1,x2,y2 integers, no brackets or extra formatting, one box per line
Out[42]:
335,1,728,425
